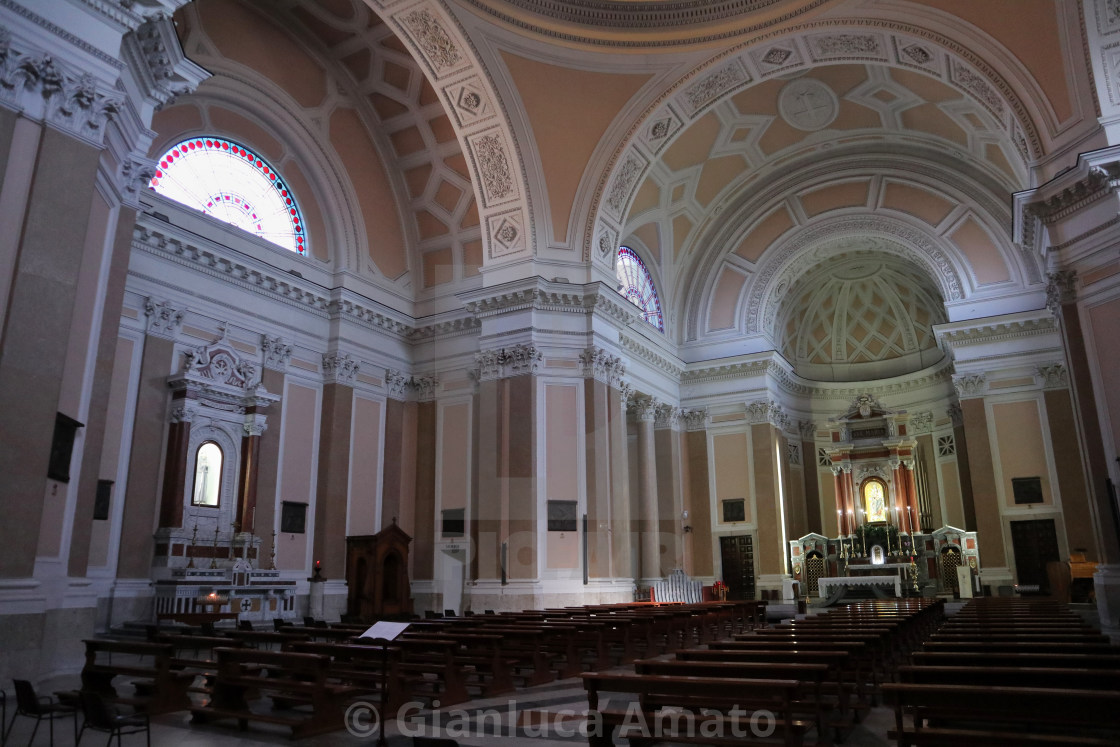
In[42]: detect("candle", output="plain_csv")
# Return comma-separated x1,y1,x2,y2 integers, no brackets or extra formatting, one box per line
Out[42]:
837,509,843,535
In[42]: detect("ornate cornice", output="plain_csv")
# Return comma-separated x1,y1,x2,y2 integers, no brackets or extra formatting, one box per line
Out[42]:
461,281,637,327
144,297,183,339
331,298,413,338
0,25,125,146
937,315,1058,350
682,358,769,384
167,330,279,414
1026,164,1120,225
322,353,359,386
579,346,626,387
619,333,682,378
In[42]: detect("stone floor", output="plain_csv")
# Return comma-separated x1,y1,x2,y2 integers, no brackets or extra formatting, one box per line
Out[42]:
8,672,897,747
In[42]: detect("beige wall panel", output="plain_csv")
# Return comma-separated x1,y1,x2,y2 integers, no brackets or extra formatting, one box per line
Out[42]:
439,401,471,512
348,396,382,536
276,382,317,570
713,432,751,524
708,267,746,331
1088,299,1120,456
991,400,1052,507
88,336,136,568
819,471,838,536
940,461,965,529
545,385,579,570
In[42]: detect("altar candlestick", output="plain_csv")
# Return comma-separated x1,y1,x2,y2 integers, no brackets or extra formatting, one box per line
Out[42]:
907,505,914,535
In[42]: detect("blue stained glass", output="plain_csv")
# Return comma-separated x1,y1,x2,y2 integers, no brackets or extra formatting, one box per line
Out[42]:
617,246,664,331
149,137,307,255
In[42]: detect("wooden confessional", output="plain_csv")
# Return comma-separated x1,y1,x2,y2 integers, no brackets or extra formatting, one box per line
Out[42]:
345,524,413,621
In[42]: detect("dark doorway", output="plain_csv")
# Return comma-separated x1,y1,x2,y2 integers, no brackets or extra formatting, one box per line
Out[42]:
1010,519,1060,595
719,535,755,600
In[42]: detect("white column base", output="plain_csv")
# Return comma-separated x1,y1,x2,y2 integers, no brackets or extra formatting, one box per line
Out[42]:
1093,564,1120,630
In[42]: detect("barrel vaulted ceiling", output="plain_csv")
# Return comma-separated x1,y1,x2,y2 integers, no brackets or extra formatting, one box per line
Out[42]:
157,0,1097,376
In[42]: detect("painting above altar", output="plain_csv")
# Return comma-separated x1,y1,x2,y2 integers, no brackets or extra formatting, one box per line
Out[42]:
863,479,888,523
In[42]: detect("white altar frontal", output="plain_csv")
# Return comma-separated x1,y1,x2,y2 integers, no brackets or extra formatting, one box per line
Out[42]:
818,574,901,601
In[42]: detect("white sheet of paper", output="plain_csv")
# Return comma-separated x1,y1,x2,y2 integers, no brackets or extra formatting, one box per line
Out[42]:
359,621,410,641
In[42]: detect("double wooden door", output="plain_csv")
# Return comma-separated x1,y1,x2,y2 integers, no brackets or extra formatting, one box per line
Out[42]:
720,534,755,600
1010,519,1060,595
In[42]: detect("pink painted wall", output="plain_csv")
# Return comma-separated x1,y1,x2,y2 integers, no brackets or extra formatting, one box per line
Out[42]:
348,395,382,535
276,382,318,569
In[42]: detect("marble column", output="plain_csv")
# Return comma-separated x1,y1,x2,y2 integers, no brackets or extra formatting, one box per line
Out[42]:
609,385,632,582
634,397,661,586
654,405,684,575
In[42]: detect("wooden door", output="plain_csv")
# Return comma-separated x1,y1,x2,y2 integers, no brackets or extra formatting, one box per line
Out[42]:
1010,519,1060,595
719,535,755,600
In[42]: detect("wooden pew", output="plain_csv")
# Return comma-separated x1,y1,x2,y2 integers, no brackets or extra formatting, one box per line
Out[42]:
910,650,1120,670
896,664,1119,690
632,659,835,744
675,648,865,721
401,630,517,696
189,647,364,738
882,682,1120,746
582,672,812,747
81,639,193,714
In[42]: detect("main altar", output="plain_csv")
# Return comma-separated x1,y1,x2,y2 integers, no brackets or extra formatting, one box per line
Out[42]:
788,395,980,603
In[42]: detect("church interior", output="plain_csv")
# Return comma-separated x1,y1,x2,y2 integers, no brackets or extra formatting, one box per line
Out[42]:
3,0,1120,742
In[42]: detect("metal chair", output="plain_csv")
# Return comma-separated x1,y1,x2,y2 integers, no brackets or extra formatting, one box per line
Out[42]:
5,680,76,746
76,690,149,747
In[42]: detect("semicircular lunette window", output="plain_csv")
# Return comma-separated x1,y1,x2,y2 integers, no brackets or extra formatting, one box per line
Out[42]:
148,137,307,255
617,246,664,332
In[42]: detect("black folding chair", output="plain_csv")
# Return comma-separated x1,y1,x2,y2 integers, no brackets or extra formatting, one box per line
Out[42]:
76,690,149,747
5,680,76,746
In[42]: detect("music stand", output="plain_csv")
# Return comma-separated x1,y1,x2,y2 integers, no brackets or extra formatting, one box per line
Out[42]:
358,621,410,747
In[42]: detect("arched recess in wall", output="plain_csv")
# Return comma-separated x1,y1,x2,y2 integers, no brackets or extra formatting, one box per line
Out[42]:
582,17,1050,282
162,0,420,286
683,148,1039,345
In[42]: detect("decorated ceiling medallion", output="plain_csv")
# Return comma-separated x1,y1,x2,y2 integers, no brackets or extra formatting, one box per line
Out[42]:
149,137,307,255
777,77,839,132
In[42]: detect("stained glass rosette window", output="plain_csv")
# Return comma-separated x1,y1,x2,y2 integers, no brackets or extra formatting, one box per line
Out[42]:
616,246,664,331
148,137,307,255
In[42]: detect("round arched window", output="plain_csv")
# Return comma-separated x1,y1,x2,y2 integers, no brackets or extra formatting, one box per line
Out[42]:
616,246,664,331
148,137,307,255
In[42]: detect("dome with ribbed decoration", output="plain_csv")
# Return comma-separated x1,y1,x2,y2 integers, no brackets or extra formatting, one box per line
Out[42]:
778,253,946,382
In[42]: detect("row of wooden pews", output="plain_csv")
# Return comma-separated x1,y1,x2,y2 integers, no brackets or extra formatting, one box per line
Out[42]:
581,598,944,747
884,597,1120,746
82,599,759,738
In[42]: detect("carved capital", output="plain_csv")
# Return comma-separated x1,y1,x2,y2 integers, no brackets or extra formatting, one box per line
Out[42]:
681,409,709,432
908,411,934,434
632,397,659,422
322,353,359,386
385,369,410,400
413,374,439,401
169,400,199,424
474,344,542,381
654,404,680,429
144,297,183,339
947,403,964,428
579,346,626,387
798,420,817,440
243,416,267,438
746,399,788,429
1045,270,1077,314
118,155,157,209
617,382,634,412
1036,362,1069,390
953,373,987,399
260,335,292,372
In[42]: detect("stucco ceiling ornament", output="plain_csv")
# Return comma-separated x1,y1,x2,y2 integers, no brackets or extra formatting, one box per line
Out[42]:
778,77,838,131
749,221,964,336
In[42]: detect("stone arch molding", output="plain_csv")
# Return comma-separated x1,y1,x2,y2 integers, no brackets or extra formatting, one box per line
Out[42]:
747,217,967,340
365,0,534,264
584,19,1041,265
